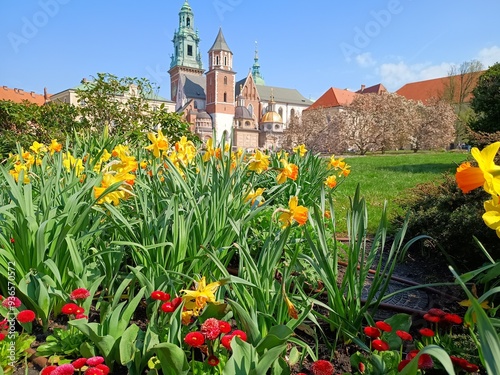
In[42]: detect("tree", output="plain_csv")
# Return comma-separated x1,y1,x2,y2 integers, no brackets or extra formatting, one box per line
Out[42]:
469,62,500,133
0,100,80,156
442,60,484,144
282,108,340,153
76,73,194,144
410,100,456,152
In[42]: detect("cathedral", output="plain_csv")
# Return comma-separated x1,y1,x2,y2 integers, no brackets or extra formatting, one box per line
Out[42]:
168,0,313,150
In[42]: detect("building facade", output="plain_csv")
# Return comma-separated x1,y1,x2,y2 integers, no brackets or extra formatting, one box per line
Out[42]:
169,0,313,149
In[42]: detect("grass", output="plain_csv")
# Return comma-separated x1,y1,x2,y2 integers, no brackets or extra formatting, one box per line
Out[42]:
331,150,471,234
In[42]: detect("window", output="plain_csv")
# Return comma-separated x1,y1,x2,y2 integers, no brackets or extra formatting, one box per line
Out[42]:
278,107,283,118
186,17,191,28
187,45,193,56
248,104,253,116
223,92,227,102
224,76,227,85
216,56,220,65
224,56,227,65
290,108,295,118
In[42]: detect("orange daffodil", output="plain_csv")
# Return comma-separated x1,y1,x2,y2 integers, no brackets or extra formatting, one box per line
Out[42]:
276,159,298,184
456,141,500,195
245,187,265,206
278,196,308,228
329,154,351,177
456,142,500,237
325,175,337,189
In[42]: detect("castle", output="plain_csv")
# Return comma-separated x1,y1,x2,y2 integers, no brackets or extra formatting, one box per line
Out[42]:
168,0,313,150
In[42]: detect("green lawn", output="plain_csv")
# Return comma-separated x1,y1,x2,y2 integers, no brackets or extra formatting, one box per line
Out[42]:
330,150,471,234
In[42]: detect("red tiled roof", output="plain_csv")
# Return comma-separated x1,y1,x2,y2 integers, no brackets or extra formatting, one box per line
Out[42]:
356,83,387,94
0,86,48,105
396,72,484,104
307,87,358,110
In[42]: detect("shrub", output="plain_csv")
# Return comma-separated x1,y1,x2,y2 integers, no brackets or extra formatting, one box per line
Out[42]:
393,174,499,271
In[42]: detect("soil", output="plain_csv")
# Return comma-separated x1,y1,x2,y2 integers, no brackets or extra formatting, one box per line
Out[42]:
11,237,471,374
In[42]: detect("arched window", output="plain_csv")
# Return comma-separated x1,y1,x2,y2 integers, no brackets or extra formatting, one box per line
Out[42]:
216,56,220,65
224,76,227,85
224,56,227,65
186,17,191,28
248,104,253,116
278,107,283,118
194,101,198,109
224,92,227,102
290,108,295,118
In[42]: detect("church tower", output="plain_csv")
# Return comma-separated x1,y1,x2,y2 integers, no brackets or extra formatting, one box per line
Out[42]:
252,42,265,86
168,0,204,101
206,28,235,142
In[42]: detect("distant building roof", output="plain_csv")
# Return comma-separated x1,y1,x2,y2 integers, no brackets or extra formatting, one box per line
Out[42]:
306,87,358,110
0,86,48,105
396,72,484,104
356,83,387,94
181,74,206,99
256,85,313,106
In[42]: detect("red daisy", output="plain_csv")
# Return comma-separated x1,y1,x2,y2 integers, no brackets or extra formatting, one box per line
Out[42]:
51,363,75,375
0,333,6,341
40,366,58,375
94,364,110,375
71,358,88,369
150,290,170,301
461,362,480,372
184,331,205,348
232,330,247,342
17,310,36,323
161,302,175,313
406,350,433,369
221,334,234,350
396,330,413,341
61,303,81,315
427,308,446,317
363,326,380,339
83,369,103,375
171,297,183,308
375,321,392,332
70,288,90,300
201,318,221,340
219,320,231,334
443,313,462,325
423,313,441,323
2,296,21,308
86,356,105,366
207,355,220,367
310,359,335,375
371,339,390,351
419,328,435,337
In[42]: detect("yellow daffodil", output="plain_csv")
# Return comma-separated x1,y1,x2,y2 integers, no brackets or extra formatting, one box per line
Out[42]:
63,152,84,176
293,144,307,157
456,142,500,195
245,188,265,206
94,173,127,206
278,196,308,228
174,136,197,166
48,139,63,155
248,149,270,174
30,141,47,155
483,195,500,237
458,299,491,309
181,277,224,316
276,159,299,184
145,130,169,158
9,164,30,184
325,175,337,189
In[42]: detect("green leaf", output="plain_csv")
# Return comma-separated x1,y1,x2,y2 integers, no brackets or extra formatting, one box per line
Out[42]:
398,345,456,375
153,342,189,375
119,323,140,365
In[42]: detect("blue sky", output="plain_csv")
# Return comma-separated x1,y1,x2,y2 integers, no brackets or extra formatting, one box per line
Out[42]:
1,0,500,101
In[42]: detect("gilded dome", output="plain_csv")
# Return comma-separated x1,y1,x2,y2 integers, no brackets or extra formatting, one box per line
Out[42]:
261,111,282,124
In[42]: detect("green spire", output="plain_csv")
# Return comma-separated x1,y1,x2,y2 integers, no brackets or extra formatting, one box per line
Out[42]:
252,41,265,85
170,0,203,70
